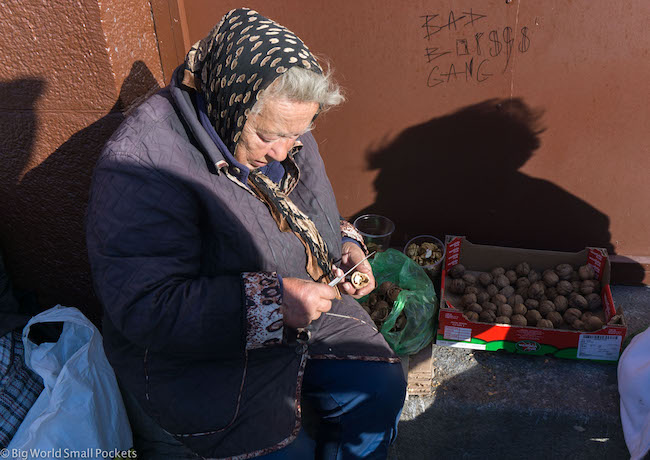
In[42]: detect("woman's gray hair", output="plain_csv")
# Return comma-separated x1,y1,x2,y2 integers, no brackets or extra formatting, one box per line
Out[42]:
251,65,344,115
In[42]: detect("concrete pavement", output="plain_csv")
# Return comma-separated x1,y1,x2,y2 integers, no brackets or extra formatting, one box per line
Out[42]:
390,285,649,459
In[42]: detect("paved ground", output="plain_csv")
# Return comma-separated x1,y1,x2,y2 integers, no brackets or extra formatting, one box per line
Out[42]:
389,285,650,460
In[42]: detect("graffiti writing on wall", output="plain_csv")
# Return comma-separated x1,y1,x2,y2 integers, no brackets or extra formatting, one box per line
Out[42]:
420,9,531,88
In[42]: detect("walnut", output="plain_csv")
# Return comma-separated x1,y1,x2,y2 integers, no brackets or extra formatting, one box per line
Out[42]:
580,280,596,296
479,310,496,323
467,303,483,314
584,316,604,332
553,295,568,313
556,280,573,296
462,273,477,286
505,270,517,285
483,302,497,313
579,264,596,280
508,294,523,306
361,304,372,315
368,292,379,306
569,271,580,281
546,311,564,328
465,311,480,322
406,244,419,258
486,284,499,297
492,294,507,305
491,267,506,278
497,304,513,317
585,293,602,311
511,314,528,326
528,270,541,283
527,282,545,300
526,310,542,325
515,262,530,277
542,270,559,287
580,311,593,321
378,281,394,295
545,287,558,300
593,280,601,293
513,303,527,316
537,319,554,329
538,300,555,316
350,271,370,290
515,286,529,298
496,316,511,324
394,313,407,331
500,286,515,299
563,308,582,324
478,272,494,287
516,277,531,289
461,293,478,307
464,286,480,296
477,291,491,304
569,294,588,310
525,299,539,310
387,286,402,303
494,275,509,289
371,301,390,322
449,264,466,279
449,279,466,295
571,281,582,293
556,264,573,280
571,319,585,331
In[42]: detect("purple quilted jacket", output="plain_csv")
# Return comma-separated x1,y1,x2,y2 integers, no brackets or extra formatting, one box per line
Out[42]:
85,67,397,458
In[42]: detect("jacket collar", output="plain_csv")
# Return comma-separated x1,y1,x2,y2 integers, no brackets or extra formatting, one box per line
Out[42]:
170,65,228,175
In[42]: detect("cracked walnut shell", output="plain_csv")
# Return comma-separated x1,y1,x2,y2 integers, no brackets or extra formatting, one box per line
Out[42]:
350,271,370,290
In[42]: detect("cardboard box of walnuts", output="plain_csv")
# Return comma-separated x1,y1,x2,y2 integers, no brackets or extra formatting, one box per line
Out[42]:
437,236,627,362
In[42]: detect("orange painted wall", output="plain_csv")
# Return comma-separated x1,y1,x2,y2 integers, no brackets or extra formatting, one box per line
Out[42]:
0,0,164,322
174,1,649,279
1,0,648,324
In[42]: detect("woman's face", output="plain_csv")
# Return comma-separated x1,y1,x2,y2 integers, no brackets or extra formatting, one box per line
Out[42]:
234,97,319,170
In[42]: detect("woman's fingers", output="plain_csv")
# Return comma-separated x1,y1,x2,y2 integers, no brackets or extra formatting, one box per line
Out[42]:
339,281,356,295
281,277,336,328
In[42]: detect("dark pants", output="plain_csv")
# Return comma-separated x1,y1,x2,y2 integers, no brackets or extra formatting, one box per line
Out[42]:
121,359,406,459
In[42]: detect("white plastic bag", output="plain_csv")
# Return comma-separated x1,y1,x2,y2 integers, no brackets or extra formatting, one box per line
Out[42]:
619,327,650,460
8,305,132,458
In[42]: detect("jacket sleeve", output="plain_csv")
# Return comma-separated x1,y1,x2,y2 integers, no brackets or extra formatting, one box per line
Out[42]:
86,152,283,355
340,219,368,254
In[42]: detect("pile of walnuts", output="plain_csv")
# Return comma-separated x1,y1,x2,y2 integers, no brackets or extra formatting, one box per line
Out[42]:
405,241,443,267
446,262,608,331
360,281,408,332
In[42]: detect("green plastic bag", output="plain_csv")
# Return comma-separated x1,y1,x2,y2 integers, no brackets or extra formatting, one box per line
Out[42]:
363,249,438,355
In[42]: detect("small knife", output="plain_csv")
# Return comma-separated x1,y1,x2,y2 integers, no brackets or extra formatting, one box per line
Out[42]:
328,251,376,287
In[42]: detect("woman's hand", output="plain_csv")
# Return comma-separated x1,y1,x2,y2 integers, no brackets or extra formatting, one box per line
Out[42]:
281,278,337,329
335,242,376,299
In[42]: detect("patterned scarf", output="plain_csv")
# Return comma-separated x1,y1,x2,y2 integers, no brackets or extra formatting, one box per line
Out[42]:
183,8,336,286
183,8,322,155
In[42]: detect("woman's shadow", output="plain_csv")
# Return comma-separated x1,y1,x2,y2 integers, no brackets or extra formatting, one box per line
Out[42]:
0,61,160,324
358,98,617,257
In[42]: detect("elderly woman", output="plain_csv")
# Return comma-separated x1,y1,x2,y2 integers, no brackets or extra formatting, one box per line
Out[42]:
86,8,405,459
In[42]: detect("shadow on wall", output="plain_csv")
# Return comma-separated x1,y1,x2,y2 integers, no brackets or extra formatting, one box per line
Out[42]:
357,98,645,283
0,61,160,325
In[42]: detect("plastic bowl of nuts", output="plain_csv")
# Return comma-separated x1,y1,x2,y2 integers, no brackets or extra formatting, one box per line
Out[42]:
403,235,446,279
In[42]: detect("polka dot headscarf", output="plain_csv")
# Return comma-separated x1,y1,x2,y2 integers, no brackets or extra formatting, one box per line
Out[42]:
183,8,323,155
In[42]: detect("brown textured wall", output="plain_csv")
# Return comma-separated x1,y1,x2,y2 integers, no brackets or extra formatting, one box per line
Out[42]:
0,0,164,323
167,1,649,283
